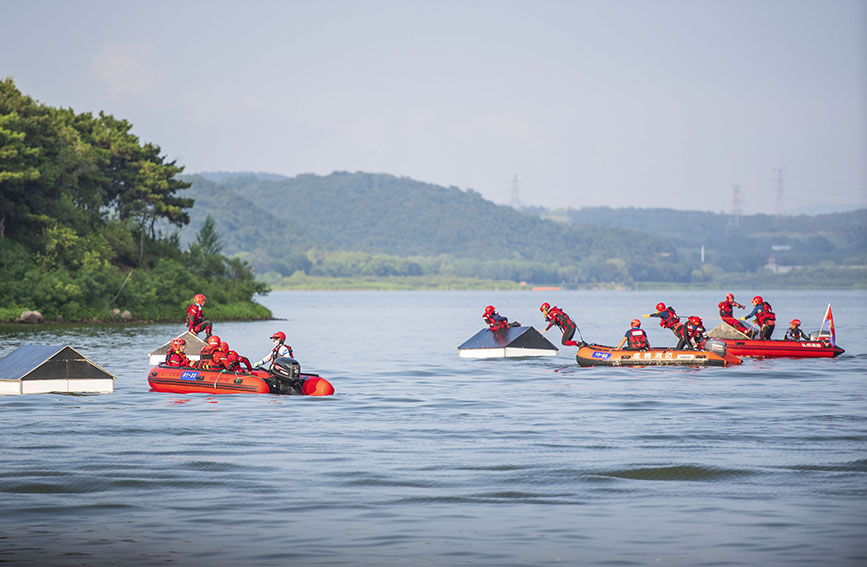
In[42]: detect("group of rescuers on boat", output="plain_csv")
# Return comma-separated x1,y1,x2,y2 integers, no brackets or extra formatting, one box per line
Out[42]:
163,293,293,370
483,293,809,351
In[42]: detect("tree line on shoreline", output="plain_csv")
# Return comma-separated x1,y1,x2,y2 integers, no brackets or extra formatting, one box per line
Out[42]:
0,78,269,323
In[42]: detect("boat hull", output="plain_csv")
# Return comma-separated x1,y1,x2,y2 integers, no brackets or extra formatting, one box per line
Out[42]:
576,345,741,367
147,365,334,396
720,339,844,358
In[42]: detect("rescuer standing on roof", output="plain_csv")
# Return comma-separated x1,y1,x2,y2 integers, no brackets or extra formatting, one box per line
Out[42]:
540,303,580,346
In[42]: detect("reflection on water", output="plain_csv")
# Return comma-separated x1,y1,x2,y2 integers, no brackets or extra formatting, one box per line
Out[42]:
1,290,865,566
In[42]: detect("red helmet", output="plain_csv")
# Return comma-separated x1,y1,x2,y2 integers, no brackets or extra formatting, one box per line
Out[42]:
688,316,702,326
227,351,238,361
207,335,221,346
271,331,286,341
630,319,641,328
540,303,550,312
726,293,734,301
790,319,801,326
485,305,495,314
194,293,206,304
656,302,666,311
752,296,763,305
171,338,186,348
218,342,229,353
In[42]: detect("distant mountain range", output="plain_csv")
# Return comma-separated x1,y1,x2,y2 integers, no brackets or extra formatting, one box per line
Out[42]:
177,171,866,286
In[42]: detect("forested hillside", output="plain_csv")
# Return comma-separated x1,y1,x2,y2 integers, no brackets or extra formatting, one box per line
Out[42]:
0,78,269,322
181,172,690,285
182,172,866,289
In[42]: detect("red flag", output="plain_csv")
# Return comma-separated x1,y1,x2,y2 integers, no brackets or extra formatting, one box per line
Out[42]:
821,304,836,347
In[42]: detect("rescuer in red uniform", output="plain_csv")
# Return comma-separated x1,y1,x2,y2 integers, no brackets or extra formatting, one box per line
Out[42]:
197,335,229,370
718,293,751,336
224,342,253,371
645,302,688,345
185,293,213,338
742,296,776,340
540,303,580,346
483,305,518,331
209,340,233,371
617,319,649,350
682,316,709,350
164,337,192,367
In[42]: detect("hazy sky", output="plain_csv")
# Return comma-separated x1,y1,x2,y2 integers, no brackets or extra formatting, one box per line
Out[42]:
2,0,865,214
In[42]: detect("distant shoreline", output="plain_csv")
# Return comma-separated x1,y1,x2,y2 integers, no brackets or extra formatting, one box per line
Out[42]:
260,274,866,292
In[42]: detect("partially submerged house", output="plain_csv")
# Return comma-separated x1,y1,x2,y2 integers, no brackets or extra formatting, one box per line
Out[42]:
0,345,115,395
457,326,559,359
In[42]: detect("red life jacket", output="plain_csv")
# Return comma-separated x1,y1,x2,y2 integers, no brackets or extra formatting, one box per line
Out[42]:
686,322,708,348
227,351,253,371
756,302,776,326
657,307,681,329
205,349,231,370
547,307,573,329
198,344,216,368
165,349,190,367
718,300,733,317
626,329,648,350
186,304,204,329
484,313,509,330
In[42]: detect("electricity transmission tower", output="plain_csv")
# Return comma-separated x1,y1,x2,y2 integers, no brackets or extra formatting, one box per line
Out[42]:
510,174,521,209
726,185,743,233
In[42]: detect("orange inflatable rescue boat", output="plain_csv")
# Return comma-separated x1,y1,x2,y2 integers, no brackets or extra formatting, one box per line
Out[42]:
148,357,334,396
576,339,741,367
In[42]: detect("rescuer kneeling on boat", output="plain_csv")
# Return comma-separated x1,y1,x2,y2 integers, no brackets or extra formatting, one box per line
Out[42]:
741,296,776,340
682,316,709,350
165,337,192,367
225,342,254,371
645,302,688,345
784,319,809,341
186,293,213,338
540,303,580,346
617,319,649,350
483,305,518,331
255,331,294,370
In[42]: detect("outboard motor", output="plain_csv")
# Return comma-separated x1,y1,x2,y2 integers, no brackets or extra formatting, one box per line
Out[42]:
269,357,303,395
272,357,301,379
704,338,727,357
809,330,831,341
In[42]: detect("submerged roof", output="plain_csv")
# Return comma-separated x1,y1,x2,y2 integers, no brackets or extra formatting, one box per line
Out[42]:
457,326,558,351
707,323,752,340
0,345,114,381
149,331,209,356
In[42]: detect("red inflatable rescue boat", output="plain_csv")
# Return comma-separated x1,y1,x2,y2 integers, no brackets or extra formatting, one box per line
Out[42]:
148,357,334,396
718,338,844,359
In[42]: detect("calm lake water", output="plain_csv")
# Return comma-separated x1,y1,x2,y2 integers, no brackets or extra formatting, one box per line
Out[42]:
1,290,865,566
